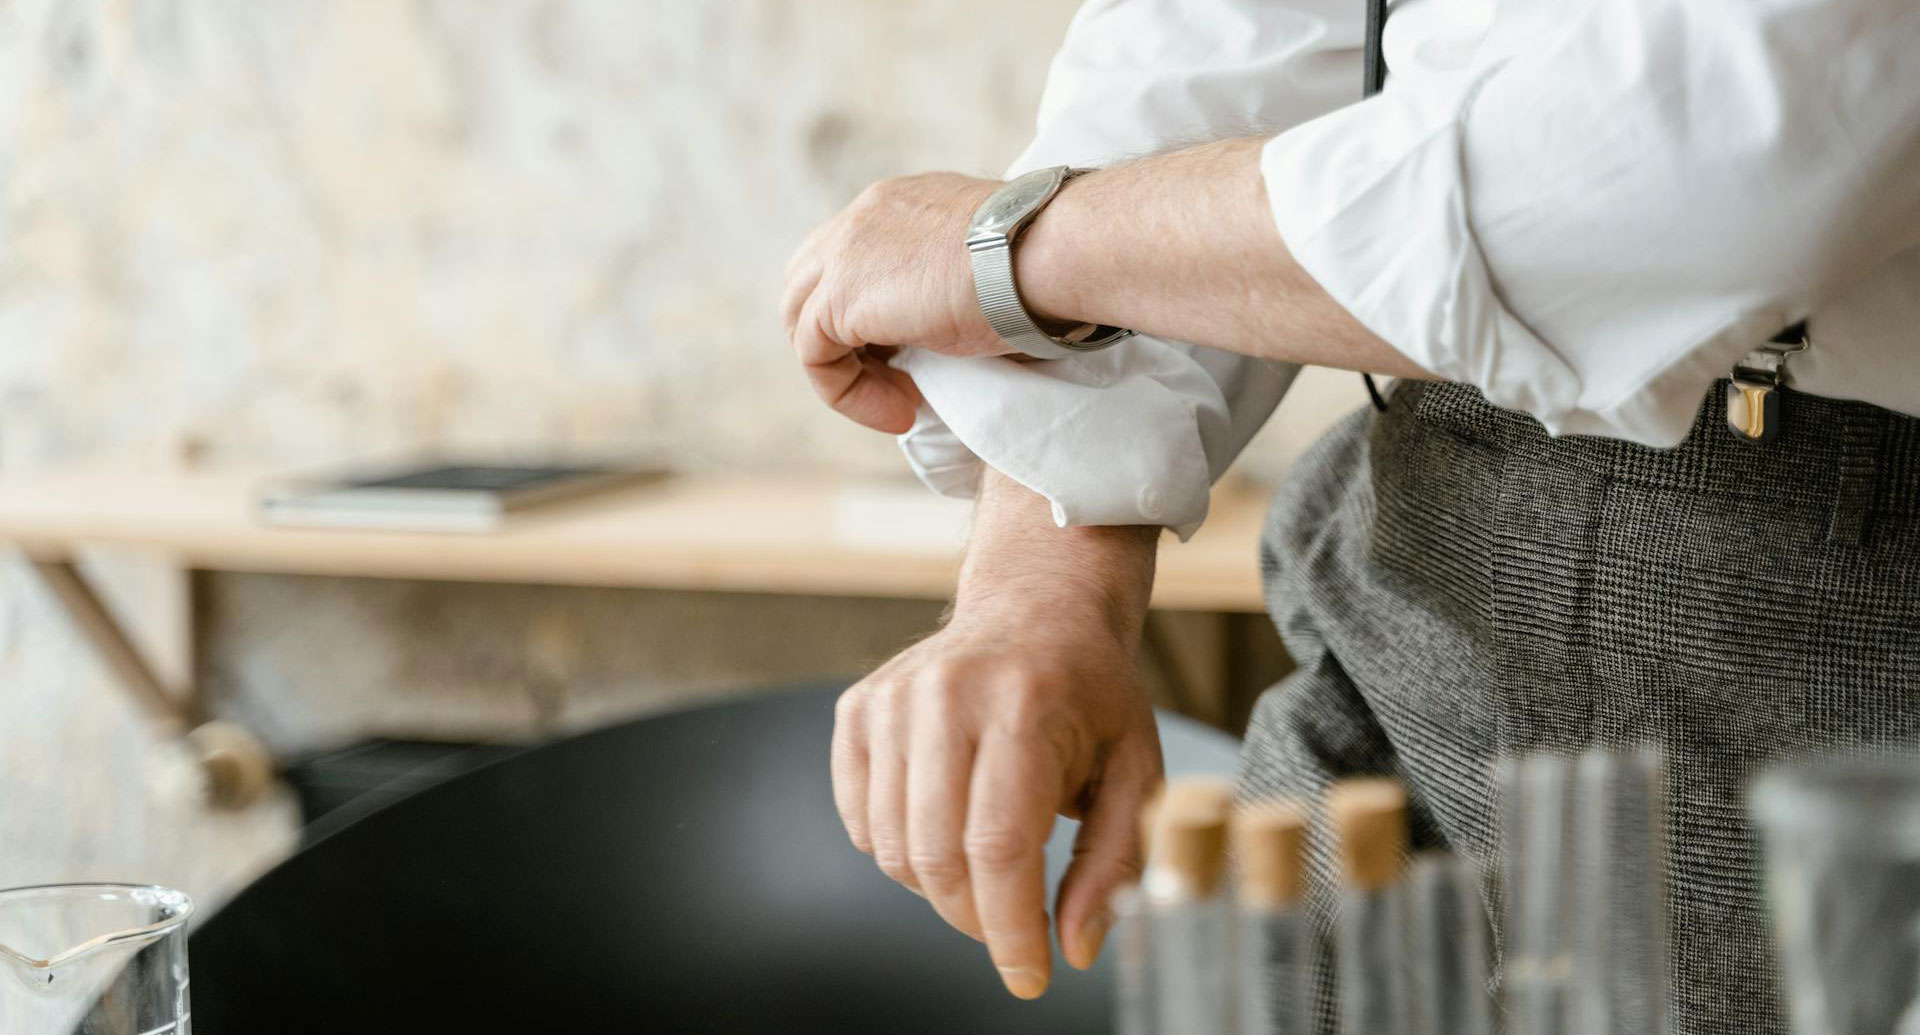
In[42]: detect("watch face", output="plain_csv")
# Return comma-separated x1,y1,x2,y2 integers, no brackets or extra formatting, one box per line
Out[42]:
970,167,1067,236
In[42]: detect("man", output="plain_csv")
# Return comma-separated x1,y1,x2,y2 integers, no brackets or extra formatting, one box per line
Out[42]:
782,0,1920,1031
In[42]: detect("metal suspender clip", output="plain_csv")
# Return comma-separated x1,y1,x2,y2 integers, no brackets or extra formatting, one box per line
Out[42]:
1727,321,1810,444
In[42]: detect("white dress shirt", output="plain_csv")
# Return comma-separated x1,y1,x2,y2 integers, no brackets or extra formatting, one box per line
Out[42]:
895,0,1920,538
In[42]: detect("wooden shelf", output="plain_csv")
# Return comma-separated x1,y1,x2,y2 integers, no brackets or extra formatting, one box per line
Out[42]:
0,471,1268,612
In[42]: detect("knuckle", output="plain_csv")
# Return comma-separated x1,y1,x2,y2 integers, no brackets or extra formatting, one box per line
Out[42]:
808,295,844,345
864,680,900,727
917,655,971,689
912,668,969,712
907,848,968,888
998,679,1052,723
833,686,866,724
964,827,1032,871
873,843,913,882
1115,853,1145,883
999,692,1076,748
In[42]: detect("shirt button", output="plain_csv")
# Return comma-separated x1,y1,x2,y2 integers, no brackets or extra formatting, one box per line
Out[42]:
1136,485,1165,521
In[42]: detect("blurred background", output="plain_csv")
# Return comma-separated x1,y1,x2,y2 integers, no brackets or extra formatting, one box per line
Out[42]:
0,0,1363,914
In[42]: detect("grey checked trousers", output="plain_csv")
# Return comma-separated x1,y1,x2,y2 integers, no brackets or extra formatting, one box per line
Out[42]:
1238,380,1920,1035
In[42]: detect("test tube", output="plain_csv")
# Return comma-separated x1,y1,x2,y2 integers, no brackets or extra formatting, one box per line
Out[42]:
1499,754,1575,1035
1143,777,1235,1035
1406,853,1493,1035
1752,758,1920,1035
1571,749,1668,1035
1233,799,1313,1035
1111,884,1155,1035
1331,778,1411,1035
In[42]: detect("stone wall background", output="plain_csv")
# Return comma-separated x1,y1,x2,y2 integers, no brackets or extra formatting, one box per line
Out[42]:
0,0,1363,912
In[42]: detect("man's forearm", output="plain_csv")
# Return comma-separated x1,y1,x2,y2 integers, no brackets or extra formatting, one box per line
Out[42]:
1015,138,1430,380
783,135,1429,432
954,470,1158,647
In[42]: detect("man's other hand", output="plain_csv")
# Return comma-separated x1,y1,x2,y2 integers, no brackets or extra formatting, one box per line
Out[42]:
830,597,1163,999
782,173,1011,434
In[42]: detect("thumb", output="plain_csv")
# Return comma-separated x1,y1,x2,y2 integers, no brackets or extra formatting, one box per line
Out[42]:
1053,741,1158,971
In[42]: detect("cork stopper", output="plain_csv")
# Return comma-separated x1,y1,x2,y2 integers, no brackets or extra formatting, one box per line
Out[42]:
1143,777,1233,900
1232,799,1308,909
1329,778,1408,892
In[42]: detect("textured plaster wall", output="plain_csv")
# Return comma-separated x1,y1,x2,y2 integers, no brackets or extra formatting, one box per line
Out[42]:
0,0,1080,472
0,0,1090,909
0,0,1361,908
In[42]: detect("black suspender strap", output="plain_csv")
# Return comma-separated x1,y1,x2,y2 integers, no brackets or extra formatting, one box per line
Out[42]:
1360,0,1391,412
1770,320,1808,347
1363,0,1389,97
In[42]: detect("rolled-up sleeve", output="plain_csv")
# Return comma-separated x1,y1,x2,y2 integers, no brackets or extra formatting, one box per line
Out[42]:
1263,0,1920,445
898,0,1362,538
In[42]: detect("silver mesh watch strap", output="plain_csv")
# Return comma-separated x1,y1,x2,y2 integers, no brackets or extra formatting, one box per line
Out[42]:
968,172,1136,361
969,239,1074,361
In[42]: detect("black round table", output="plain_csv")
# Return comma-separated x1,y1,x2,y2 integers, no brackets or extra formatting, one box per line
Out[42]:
190,684,1240,1034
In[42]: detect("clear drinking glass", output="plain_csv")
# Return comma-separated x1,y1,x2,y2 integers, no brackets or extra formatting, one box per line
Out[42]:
1752,759,1920,1035
0,883,193,1035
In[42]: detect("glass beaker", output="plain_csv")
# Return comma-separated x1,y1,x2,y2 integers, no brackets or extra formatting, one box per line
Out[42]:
0,883,193,1035
1752,759,1920,1035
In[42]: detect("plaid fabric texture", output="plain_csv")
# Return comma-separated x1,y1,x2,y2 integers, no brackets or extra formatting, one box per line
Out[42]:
1238,380,1920,1035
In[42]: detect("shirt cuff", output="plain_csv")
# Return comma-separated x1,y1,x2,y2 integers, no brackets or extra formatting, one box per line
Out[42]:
893,342,1222,540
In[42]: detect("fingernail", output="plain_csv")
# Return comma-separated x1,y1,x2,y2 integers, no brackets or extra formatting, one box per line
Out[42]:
1074,909,1115,970
997,965,1048,1000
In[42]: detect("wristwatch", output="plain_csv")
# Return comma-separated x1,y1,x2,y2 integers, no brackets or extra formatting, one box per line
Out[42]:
966,166,1136,361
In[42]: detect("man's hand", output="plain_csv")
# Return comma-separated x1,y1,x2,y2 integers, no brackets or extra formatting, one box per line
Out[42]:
831,472,1163,999
781,173,1014,434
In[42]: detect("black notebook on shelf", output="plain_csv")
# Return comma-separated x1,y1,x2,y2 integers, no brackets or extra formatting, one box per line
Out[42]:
258,463,663,532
